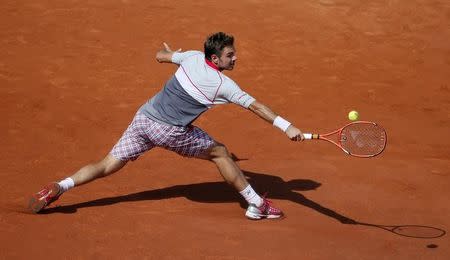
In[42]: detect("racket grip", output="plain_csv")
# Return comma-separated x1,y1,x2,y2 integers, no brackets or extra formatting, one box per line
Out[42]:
303,133,319,140
303,133,313,139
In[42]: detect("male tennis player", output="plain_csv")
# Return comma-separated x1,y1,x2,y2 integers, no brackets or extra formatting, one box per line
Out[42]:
29,32,304,220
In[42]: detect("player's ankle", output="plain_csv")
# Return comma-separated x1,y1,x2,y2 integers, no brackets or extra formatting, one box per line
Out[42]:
239,185,263,207
58,177,75,193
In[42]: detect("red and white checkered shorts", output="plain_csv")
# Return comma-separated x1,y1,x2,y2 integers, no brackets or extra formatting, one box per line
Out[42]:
110,112,215,161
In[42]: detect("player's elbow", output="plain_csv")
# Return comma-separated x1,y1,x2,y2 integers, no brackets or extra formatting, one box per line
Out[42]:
155,53,164,63
248,100,266,114
248,100,260,112
156,51,173,63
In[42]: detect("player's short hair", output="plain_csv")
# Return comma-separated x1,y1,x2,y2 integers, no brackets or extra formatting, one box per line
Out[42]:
204,32,234,61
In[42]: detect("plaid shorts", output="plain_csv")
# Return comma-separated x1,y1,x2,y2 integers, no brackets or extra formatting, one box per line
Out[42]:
110,111,215,161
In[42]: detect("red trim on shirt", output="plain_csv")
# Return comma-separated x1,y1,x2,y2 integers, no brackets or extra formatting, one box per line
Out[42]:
212,73,223,101
205,59,222,101
237,93,246,101
180,64,223,104
205,59,219,71
181,65,213,103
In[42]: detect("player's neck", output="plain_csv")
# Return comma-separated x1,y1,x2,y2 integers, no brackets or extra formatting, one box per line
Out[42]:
205,58,220,71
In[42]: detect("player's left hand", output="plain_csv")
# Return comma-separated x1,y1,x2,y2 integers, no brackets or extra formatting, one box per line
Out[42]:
156,42,182,63
286,125,304,141
162,42,181,53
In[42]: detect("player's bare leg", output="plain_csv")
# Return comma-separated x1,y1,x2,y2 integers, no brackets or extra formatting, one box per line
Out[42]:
202,143,249,191
69,154,127,186
200,143,284,220
29,154,126,213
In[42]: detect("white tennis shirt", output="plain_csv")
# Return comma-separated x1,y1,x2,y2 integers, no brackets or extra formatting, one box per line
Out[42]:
139,51,255,126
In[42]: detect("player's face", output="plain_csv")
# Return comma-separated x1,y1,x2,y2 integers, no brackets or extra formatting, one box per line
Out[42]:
217,46,236,71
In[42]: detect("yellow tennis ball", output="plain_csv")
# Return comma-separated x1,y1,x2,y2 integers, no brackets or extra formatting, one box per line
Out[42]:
348,110,359,121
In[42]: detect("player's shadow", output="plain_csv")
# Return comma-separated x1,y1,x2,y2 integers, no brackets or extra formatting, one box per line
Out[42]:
39,168,447,238
42,169,356,224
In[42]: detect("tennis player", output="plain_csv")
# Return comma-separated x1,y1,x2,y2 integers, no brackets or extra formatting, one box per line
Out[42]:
29,32,304,220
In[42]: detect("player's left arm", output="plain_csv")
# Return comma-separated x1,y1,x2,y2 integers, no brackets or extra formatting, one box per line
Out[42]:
248,100,304,141
156,42,182,63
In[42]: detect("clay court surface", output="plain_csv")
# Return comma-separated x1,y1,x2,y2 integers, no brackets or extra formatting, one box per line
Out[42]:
1,0,449,259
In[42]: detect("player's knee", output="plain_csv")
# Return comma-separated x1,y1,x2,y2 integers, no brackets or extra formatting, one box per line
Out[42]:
98,155,126,177
210,144,232,160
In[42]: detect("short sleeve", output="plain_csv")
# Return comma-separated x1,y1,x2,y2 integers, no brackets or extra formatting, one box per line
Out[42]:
220,78,256,108
171,51,203,65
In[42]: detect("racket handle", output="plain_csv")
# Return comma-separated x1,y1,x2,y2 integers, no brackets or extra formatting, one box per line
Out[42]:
303,133,319,140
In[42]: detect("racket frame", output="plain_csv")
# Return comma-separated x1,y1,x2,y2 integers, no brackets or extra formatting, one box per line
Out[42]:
303,121,386,158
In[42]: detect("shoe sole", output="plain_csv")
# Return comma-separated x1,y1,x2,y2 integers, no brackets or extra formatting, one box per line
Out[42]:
245,211,285,220
28,195,46,213
28,183,61,213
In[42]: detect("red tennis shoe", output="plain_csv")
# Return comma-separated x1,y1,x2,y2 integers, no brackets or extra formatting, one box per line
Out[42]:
28,183,62,213
245,197,284,220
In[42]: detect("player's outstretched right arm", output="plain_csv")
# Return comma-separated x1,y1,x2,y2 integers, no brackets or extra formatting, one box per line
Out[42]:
248,100,304,141
156,42,181,63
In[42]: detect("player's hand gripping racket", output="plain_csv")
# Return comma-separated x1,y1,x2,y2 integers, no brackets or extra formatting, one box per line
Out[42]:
302,121,387,158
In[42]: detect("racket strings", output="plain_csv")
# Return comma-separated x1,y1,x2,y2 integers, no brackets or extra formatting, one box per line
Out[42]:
340,123,387,156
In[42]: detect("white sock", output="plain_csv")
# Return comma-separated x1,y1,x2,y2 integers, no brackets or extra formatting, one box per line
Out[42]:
58,177,75,193
239,185,263,207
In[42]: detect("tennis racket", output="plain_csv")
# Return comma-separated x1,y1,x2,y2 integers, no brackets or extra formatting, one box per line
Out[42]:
302,121,387,158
